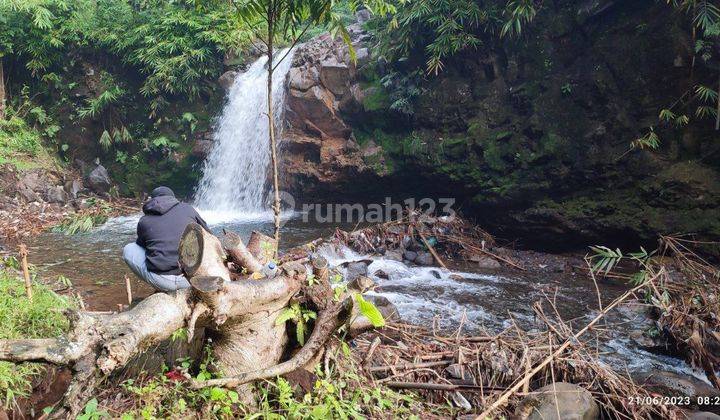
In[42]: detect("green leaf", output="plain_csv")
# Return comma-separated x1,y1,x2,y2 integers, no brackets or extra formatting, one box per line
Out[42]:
355,293,385,327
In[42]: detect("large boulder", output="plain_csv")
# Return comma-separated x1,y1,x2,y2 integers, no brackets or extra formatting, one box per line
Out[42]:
515,382,600,420
86,164,112,194
287,86,350,138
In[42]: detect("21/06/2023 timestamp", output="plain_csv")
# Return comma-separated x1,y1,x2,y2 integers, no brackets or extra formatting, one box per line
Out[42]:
629,396,720,406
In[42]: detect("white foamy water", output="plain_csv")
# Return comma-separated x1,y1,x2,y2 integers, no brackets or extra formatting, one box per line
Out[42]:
194,49,295,218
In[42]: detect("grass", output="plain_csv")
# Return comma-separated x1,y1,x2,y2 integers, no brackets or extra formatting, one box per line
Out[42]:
0,265,74,408
0,116,58,170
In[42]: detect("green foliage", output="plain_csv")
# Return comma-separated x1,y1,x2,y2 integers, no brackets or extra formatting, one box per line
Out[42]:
90,0,251,116
373,0,498,75
77,398,109,420
0,268,73,408
52,198,113,235
253,355,423,419
276,302,317,345
354,293,386,327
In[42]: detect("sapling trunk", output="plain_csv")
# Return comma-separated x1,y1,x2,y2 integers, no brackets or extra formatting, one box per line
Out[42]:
0,58,5,120
266,4,282,255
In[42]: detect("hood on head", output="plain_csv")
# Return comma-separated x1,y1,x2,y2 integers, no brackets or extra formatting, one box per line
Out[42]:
143,195,179,215
151,186,175,198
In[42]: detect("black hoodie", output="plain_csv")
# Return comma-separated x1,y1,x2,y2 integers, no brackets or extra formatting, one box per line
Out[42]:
136,189,209,275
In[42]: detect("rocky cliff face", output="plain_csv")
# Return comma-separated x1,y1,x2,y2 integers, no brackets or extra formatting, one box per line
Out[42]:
281,3,720,250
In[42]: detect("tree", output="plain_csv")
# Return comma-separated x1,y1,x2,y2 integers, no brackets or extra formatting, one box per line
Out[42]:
228,0,398,251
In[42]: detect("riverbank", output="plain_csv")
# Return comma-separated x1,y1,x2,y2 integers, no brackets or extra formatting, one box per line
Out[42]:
0,163,140,252
1,215,718,418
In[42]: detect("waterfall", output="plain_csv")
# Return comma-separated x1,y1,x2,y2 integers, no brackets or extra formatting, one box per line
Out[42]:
195,49,294,220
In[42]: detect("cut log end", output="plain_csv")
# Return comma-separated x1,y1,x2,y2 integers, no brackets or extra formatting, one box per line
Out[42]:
179,223,204,277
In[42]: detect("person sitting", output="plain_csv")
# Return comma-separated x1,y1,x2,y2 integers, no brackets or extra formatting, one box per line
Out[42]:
123,186,209,292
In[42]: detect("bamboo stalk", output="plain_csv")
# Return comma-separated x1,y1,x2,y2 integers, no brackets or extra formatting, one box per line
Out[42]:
19,244,32,301
417,229,447,269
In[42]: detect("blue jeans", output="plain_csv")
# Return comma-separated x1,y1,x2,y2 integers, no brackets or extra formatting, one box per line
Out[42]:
123,243,190,292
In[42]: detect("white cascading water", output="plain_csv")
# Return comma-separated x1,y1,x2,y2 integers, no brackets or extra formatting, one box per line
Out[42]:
195,49,294,221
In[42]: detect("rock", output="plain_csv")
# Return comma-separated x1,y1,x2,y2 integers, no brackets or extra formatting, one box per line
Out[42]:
373,269,389,280
86,164,112,193
347,275,375,293
415,252,434,266
287,86,350,138
355,47,370,67
45,186,68,204
403,250,418,262
628,329,659,348
515,382,600,420
218,71,238,91
476,256,501,269
65,179,84,199
383,250,403,262
319,60,350,96
346,261,368,281
288,67,319,91
17,171,43,192
192,138,214,158
688,412,720,420
633,370,720,400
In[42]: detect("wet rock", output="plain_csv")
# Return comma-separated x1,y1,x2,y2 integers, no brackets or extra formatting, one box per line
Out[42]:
373,269,389,280
430,270,442,279
86,163,112,193
403,250,418,262
633,370,720,400
218,71,238,91
515,382,599,420
346,261,368,281
191,136,214,158
45,186,68,204
476,256,501,269
347,275,375,293
628,329,660,349
415,252,434,266
383,249,403,261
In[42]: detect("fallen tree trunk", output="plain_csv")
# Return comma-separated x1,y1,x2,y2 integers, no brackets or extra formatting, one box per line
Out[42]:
0,224,371,417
